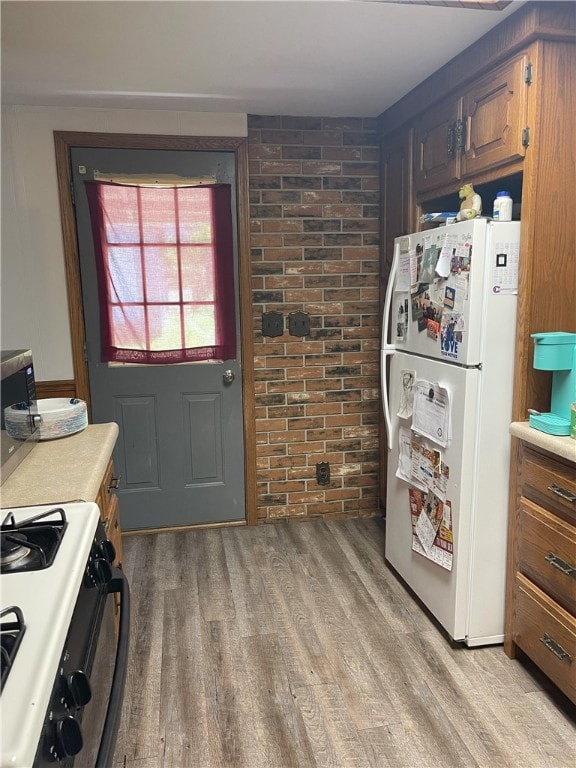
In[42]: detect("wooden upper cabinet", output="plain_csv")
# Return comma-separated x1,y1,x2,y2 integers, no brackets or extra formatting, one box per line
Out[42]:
413,96,462,195
413,50,531,197
461,52,530,178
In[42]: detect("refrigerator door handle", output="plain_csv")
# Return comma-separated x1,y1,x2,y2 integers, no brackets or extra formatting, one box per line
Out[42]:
381,244,399,451
381,243,399,348
381,347,395,451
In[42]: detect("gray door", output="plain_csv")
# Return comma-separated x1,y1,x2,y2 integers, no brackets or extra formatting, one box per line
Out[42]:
71,147,245,530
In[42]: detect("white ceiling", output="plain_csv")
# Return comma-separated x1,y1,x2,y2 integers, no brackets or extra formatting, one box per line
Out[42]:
1,0,526,117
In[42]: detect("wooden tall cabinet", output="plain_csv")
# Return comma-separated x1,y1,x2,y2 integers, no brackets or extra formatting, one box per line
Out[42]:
376,2,576,692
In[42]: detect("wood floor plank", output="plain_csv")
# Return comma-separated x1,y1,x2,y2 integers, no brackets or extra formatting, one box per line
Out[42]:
196,529,236,622
327,518,432,634
221,527,277,638
115,535,165,762
293,683,372,768
286,535,394,730
258,533,335,688
113,518,576,768
202,618,253,767
158,586,211,768
401,623,576,768
239,632,319,768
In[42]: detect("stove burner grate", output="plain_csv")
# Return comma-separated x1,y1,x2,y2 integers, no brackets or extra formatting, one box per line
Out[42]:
0,507,67,573
0,606,26,691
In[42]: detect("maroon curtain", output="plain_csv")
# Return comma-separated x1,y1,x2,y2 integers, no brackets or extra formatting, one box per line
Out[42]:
85,181,237,364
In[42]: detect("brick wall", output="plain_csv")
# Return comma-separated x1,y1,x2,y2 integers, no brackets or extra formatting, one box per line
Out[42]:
248,115,381,522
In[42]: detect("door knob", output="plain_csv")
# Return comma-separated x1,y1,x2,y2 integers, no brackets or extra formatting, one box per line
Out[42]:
223,369,235,384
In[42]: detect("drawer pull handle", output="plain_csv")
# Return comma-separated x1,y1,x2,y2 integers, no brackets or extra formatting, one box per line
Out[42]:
545,552,576,579
539,633,573,664
548,484,576,504
108,476,120,491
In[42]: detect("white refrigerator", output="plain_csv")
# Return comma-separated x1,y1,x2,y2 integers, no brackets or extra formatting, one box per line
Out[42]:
381,218,521,646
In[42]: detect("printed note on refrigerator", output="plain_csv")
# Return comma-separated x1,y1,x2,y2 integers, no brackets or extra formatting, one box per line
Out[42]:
396,250,412,292
395,427,414,484
414,490,444,554
435,232,458,278
409,489,453,571
490,239,520,295
397,368,416,418
411,380,452,448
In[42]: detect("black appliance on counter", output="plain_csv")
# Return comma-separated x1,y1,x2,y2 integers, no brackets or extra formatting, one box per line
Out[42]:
1,349,40,484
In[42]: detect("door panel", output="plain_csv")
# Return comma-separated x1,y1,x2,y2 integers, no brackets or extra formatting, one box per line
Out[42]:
114,395,160,488
71,146,245,529
182,392,223,483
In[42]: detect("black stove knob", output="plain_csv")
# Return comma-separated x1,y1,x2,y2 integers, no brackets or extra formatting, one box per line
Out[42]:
90,556,113,585
99,538,116,563
54,714,83,759
64,670,92,708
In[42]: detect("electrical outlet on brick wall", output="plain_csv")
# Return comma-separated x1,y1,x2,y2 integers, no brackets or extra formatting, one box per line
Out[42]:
316,461,330,485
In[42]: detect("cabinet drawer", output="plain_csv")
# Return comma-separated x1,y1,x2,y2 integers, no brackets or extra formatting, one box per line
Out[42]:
513,573,576,703
518,498,576,615
520,447,576,522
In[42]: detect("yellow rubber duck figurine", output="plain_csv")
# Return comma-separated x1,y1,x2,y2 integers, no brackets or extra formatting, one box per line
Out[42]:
456,183,482,221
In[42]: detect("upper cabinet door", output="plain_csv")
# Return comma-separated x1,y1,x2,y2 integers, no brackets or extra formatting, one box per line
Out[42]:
413,96,462,196
461,53,530,178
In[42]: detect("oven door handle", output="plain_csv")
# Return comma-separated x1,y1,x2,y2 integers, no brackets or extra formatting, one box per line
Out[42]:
95,567,130,768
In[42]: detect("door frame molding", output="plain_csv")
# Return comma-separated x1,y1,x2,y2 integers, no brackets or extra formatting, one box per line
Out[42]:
53,131,257,525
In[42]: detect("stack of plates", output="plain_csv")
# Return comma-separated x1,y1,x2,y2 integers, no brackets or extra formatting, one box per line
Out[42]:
5,398,88,441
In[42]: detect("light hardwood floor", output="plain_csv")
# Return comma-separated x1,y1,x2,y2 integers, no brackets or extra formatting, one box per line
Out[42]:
112,517,576,768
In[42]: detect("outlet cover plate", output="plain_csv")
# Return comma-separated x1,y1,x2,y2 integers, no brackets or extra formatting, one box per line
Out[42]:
262,311,284,337
288,310,310,337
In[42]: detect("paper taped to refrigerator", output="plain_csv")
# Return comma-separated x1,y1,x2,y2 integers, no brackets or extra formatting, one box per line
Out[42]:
395,427,416,485
411,380,452,447
409,489,453,571
397,368,415,418
490,238,519,294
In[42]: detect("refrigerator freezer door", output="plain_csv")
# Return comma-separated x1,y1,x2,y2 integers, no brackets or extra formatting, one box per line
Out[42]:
392,219,520,367
384,351,511,645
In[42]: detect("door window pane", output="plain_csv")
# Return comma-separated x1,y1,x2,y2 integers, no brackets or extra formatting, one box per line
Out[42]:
86,181,236,364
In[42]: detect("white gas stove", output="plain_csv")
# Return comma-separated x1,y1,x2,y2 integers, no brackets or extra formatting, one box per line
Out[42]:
0,502,101,768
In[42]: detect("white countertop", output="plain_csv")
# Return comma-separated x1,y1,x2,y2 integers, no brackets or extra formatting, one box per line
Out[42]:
0,422,119,508
510,422,576,464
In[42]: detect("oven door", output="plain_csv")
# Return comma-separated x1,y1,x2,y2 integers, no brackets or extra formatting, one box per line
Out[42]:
76,592,117,768
33,567,130,768
91,569,130,768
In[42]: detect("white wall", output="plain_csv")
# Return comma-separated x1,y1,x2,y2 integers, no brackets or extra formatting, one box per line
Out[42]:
0,105,247,380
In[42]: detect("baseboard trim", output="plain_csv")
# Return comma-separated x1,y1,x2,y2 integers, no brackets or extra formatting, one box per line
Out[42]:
36,379,77,399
